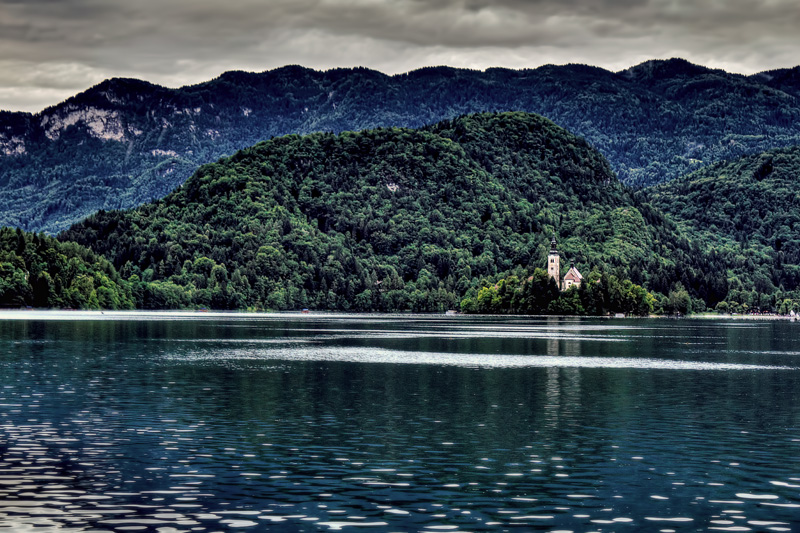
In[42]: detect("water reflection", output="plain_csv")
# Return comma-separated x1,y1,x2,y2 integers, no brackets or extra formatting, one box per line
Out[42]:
1,313,800,531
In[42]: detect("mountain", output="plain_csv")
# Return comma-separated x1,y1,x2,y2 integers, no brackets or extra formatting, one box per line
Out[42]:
643,146,800,303
4,59,800,233
750,66,800,99
58,112,726,312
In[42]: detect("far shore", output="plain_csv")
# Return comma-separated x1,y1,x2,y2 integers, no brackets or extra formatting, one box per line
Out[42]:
690,312,797,320
1,309,797,322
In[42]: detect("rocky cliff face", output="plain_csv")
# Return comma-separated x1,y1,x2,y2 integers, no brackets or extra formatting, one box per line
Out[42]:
0,134,26,156
40,106,138,142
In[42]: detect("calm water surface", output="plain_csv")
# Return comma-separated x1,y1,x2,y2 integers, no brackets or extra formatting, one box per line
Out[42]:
1,312,799,532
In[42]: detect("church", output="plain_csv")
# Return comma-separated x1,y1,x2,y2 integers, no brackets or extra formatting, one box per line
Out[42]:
547,235,583,290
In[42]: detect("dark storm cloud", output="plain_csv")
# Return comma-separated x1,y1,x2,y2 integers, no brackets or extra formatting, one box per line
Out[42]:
1,0,799,111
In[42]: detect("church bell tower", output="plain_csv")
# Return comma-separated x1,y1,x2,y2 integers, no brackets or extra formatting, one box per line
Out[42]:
548,234,561,290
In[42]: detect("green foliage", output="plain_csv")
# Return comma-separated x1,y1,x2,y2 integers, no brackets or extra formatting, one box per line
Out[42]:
777,299,799,315
0,227,134,309
59,112,724,311
5,59,800,233
664,283,693,316
644,145,800,311
460,269,655,316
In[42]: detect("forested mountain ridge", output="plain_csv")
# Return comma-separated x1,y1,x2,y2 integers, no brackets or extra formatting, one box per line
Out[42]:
58,112,726,312
750,66,800,98
4,58,800,233
643,145,800,310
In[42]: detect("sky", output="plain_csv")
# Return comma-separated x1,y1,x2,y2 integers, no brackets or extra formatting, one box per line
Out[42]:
1,0,799,113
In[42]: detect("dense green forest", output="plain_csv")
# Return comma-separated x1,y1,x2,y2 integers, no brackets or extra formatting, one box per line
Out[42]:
461,269,658,316
0,227,134,309
51,112,726,312
643,146,800,313
3,59,800,233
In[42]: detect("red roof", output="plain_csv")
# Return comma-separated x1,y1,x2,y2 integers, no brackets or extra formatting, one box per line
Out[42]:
564,267,583,282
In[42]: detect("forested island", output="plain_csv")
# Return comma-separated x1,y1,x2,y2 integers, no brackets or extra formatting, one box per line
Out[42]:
2,111,798,316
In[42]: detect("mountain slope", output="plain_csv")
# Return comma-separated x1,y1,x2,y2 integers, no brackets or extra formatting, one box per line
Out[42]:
750,66,800,99
60,112,726,311
0,227,134,309
644,145,800,299
4,59,800,233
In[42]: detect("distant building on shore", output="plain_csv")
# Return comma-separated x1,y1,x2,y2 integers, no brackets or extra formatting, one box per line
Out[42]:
547,235,561,290
563,262,583,290
547,235,583,291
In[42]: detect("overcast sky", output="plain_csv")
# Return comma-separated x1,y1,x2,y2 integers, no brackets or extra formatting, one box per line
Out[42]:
2,0,799,112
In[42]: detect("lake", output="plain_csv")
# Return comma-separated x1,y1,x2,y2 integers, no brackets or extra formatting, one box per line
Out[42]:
1,311,799,532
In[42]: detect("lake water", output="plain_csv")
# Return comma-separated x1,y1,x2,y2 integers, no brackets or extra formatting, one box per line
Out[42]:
1,312,799,532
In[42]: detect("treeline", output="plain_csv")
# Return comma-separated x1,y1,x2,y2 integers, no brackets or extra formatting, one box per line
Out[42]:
56,112,727,311
461,268,657,316
0,227,134,309
7,112,799,314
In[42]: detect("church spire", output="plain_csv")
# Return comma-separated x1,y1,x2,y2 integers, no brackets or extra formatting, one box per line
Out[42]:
547,233,561,290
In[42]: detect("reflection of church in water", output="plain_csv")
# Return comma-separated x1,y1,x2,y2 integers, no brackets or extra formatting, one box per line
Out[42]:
547,235,583,291
540,236,586,427
544,317,582,428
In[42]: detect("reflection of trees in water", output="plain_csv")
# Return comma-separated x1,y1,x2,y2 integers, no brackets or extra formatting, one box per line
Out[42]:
545,337,582,358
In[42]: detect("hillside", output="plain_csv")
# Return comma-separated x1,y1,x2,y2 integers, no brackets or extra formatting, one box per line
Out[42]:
59,112,725,312
4,59,800,233
750,66,800,99
0,227,134,309
644,146,800,306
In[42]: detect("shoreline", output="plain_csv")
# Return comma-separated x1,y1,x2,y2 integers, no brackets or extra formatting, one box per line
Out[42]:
690,312,796,321
1,309,796,321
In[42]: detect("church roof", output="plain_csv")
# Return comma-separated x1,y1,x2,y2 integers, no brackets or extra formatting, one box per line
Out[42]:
564,266,583,282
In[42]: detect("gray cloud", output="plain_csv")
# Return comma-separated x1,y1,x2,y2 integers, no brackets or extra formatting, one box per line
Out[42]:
1,0,799,112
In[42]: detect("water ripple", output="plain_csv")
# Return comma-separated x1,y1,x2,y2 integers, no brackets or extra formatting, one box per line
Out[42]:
175,346,794,370
3,314,800,531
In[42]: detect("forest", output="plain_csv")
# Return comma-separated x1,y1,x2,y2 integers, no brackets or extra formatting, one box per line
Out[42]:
0,112,798,315
0,227,134,309
461,269,658,316
3,59,800,234
644,145,800,313
49,112,724,313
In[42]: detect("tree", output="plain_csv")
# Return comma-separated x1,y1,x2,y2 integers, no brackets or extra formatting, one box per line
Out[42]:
668,283,692,315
